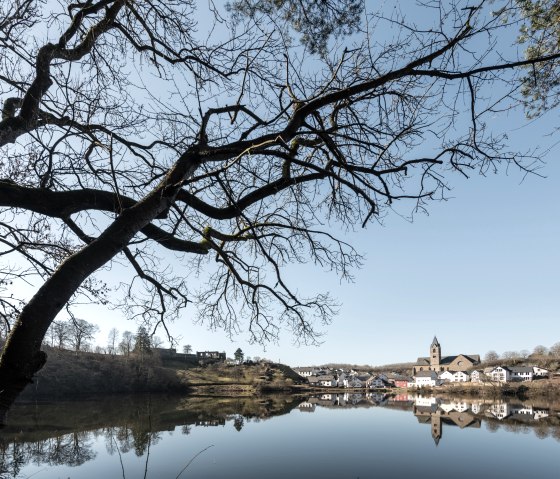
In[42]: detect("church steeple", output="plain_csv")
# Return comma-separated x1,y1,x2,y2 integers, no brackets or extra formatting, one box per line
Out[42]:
431,415,442,446
430,336,441,368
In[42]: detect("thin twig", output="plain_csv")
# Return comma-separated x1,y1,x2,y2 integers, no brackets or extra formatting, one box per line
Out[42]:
175,444,214,479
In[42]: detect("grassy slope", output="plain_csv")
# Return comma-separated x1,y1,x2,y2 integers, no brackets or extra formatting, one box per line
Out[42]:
17,347,304,399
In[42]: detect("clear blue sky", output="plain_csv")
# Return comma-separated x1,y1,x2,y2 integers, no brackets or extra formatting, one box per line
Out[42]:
87,103,560,367
31,1,560,367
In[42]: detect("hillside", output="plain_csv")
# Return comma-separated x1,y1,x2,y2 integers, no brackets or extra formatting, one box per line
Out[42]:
16,346,305,400
177,361,305,394
19,346,188,400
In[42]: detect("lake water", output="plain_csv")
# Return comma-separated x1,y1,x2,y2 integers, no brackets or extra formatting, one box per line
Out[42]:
1,392,558,478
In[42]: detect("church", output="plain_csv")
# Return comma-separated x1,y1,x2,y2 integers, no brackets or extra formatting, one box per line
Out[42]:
412,336,480,374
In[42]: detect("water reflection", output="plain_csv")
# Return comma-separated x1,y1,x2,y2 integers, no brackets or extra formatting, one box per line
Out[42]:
0,393,559,477
298,392,559,444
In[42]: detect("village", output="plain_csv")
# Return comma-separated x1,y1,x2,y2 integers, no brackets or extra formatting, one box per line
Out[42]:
292,337,557,390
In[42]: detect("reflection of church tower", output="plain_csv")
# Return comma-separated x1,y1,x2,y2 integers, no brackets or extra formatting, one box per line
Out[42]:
431,414,442,446
430,336,441,370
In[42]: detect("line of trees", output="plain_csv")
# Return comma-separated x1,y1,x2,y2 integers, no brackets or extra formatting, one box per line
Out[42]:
484,342,560,362
41,322,171,358
44,319,99,353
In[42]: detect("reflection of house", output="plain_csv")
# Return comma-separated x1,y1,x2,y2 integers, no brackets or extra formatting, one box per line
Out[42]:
297,401,316,412
439,401,469,413
195,418,226,427
413,337,480,374
488,402,511,420
414,399,481,446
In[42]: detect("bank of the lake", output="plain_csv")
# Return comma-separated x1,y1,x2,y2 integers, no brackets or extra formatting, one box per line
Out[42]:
18,346,305,400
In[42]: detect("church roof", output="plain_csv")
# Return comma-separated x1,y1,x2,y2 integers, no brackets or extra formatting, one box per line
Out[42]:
414,354,480,366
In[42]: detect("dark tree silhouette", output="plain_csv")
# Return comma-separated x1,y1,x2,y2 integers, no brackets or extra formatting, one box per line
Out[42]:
1,0,560,418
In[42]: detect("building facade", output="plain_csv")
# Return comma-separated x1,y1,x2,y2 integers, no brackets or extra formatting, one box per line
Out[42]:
413,337,480,374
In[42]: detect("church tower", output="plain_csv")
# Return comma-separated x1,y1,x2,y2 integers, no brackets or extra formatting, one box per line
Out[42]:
431,414,442,446
430,336,441,369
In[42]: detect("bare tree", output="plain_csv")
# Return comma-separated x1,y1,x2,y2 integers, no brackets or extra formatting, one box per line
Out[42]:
549,342,560,358
484,350,499,362
67,319,99,353
107,328,119,355
502,351,521,361
182,345,192,355
1,0,560,416
49,321,71,350
118,331,134,357
532,345,548,356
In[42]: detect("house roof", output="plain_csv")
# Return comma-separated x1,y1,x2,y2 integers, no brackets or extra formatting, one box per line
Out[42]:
415,371,438,378
415,354,480,366
510,366,534,373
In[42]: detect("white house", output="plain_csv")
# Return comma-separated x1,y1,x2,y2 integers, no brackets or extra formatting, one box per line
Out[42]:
489,366,511,383
414,371,441,387
318,375,338,387
470,370,482,383
344,374,371,388
439,371,454,382
532,366,549,377
451,371,470,382
367,376,387,388
439,370,469,383
510,366,533,382
294,367,319,377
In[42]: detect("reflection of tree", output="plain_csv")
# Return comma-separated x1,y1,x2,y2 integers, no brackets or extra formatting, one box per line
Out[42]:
485,421,500,433
233,415,244,432
0,441,25,478
115,426,133,454
104,427,118,456
534,424,550,440
181,425,192,436
131,429,161,457
0,432,96,474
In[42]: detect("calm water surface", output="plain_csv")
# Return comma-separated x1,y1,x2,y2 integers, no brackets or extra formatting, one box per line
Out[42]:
1,393,558,478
